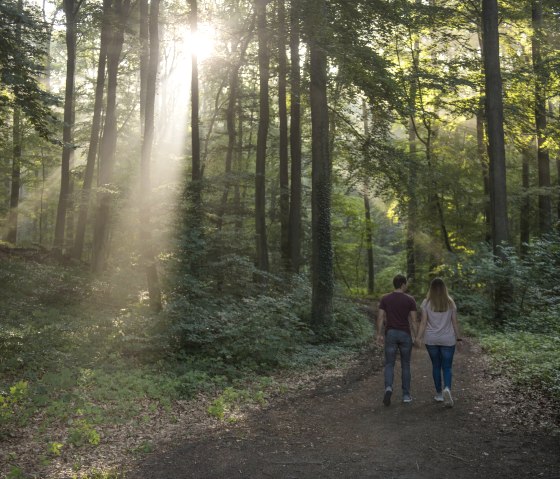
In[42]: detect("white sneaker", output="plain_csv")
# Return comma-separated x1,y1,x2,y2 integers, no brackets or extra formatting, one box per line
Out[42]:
403,395,412,403
443,387,454,407
434,392,444,402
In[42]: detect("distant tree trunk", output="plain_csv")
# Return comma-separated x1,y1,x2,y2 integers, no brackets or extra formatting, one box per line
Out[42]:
309,0,333,332
364,194,374,295
92,0,130,273
520,149,531,254
362,101,374,295
482,0,510,323
190,0,201,189
476,108,492,243
139,0,162,311
188,0,204,243
482,0,509,251
53,0,80,257
255,0,269,272
288,0,302,273
278,0,290,269
218,22,254,229
6,107,21,244
72,0,110,260
218,52,239,230
531,0,551,234
476,28,492,244
406,118,417,282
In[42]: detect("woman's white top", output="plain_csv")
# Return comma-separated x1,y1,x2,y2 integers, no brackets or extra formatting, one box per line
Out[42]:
420,299,457,346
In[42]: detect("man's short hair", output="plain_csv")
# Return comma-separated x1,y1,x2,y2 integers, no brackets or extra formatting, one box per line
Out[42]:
393,274,407,289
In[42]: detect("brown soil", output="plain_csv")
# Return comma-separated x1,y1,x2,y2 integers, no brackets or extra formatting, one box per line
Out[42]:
127,340,560,479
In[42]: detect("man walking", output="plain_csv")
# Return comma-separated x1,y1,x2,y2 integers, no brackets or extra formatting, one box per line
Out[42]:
376,274,417,405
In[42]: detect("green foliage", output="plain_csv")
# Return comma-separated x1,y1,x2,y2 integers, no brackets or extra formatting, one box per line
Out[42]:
67,419,101,447
481,333,560,400
448,235,560,402
5,466,26,479
0,380,30,438
207,385,268,422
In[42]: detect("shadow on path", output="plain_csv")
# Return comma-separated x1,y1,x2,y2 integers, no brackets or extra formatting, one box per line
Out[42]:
128,341,560,478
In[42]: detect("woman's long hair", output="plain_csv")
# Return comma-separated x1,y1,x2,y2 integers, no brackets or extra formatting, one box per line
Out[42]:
426,278,453,312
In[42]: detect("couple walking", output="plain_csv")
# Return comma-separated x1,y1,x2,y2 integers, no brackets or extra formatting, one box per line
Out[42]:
376,274,462,407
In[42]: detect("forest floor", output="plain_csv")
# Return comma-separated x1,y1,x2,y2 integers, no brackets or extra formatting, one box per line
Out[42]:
124,339,560,479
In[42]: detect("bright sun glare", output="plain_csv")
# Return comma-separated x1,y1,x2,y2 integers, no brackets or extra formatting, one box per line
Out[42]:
185,25,216,61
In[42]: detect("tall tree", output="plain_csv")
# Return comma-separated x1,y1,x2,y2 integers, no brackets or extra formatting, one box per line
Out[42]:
482,0,509,251
92,0,130,272
138,0,162,311
362,101,374,295
190,0,202,191
4,0,24,244
218,15,254,229
73,0,111,260
255,0,270,272
53,0,82,256
277,0,290,268
482,0,510,323
531,0,551,234
309,0,333,332
288,0,302,272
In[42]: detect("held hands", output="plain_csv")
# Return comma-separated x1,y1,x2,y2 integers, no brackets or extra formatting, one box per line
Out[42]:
376,335,384,346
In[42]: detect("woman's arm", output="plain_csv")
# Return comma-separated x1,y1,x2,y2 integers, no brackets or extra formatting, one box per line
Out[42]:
415,309,428,345
451,309,462,344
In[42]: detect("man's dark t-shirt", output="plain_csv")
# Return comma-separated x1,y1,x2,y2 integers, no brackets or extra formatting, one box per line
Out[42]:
379,291,417,335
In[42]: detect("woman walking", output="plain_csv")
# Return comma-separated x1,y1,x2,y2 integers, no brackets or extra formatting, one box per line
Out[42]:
416,278,462,407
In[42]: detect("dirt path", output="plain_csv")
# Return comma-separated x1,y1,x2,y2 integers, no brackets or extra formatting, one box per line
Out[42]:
128,340,559,478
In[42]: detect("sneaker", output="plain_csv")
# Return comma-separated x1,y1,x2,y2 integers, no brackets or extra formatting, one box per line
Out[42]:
383,388,392,406
434,392,444,402
443,387,454,407
403,395,412,403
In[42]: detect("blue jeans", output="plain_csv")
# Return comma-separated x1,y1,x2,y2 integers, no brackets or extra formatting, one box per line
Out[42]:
384,329,413,396
425,344,456,392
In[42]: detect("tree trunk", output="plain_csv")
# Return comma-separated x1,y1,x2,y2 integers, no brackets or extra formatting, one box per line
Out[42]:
218,21,254,229
482,0,509,251
92,0,130,273
139,0,162,311
6,107,21,244
53,0,79,256
406,118,417,282
362,101,374,295
364,194,374,295
520,149,531,255
476,108,492,243
5,0,24,245
288,0,302,273
72,0,111,260
278,0,290,269
482,0,510,323
255,0,269,272
309,0,333,333
531,0,551,234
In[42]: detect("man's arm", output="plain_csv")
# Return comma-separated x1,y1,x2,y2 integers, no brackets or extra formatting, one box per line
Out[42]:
376,308,386,345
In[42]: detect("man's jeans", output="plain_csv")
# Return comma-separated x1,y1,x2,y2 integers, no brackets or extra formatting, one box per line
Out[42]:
425,344,456,392
384,329,413,396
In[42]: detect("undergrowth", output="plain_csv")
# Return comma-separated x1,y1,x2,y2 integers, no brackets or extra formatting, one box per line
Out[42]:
0,251,372,477
449,235,560,403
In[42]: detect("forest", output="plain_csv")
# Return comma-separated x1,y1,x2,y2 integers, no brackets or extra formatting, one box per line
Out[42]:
1,0,559,477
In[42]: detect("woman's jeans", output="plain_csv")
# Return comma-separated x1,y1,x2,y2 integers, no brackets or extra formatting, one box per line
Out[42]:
384,329,413,396
425,344,456,392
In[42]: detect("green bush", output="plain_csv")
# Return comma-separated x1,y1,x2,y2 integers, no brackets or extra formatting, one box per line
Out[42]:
0,381,31,438
481,332,560,399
